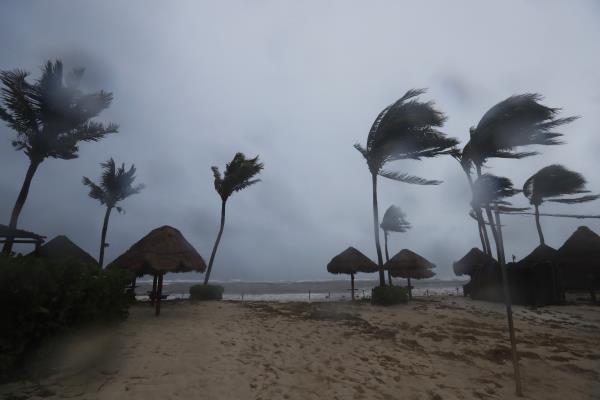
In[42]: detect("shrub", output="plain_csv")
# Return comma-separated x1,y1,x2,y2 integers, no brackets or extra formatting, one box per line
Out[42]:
189,284,224,301
0,255,132,380
372,285,408,305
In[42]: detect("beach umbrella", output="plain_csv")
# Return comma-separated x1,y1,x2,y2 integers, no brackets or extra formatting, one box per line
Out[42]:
28,235,98,265
327,247,378,300
386,249,436,299
107,225,207,315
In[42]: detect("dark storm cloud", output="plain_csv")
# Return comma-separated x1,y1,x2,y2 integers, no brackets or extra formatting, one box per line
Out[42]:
1,1,599,281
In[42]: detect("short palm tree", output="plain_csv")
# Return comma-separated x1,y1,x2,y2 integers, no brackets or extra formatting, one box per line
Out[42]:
523,164,599,246
0,60,118,254
466,93,577,251
355,89,458,286
204,153,264,284
83,159,145,267
380,205,411,285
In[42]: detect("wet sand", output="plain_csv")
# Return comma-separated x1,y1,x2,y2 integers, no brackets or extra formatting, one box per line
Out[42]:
2,297,599,399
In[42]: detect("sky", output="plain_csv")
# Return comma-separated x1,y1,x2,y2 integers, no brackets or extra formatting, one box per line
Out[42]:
1,1,599,281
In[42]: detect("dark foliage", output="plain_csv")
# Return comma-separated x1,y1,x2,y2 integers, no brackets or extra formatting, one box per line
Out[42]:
371,285,408,305
189,284,224,301
212,153,264,202
83,158,145,211
0,255,132,380
523,164,599,206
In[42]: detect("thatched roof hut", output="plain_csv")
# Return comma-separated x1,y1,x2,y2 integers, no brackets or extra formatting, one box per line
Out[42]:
107,225,206,276
515,244,557,268
386,249,435,299
327,247,377,300
28,235,97,265
453,248,497,276
556,226,600,291
107,226,206,316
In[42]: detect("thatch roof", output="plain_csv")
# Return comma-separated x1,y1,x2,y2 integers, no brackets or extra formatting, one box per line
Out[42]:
29,235,97,265
453,248,497,276
387,249,436,279
557,226,600,261
327,247,378,275
516,244,557,268
0,224,45,240
106,226,207,275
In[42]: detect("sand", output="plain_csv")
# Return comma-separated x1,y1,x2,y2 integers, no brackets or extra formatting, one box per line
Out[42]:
2,297,599,400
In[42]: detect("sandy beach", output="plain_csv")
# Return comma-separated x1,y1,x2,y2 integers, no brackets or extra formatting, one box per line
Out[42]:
2,297,599,400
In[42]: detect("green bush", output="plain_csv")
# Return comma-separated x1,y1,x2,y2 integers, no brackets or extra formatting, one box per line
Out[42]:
372,285,408,305
0,255,132,380
189,284,224,301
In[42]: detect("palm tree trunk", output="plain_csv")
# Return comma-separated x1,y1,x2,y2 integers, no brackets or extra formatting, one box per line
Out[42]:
534,204,545,246
383,230,393,285
98,206,113,267
204,199,227,285
371,172,386,287
475,163,498,254
2,159,41,254
463,167,491,255
494,209,523,396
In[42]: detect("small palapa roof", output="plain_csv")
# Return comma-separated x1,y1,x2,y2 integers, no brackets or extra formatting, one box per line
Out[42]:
556,226,600,269
0,224,45,240
515,244,557,268
453,248,497,276
327,247,378,275
106,225,207,275
29,235,97,265
387,249,436,279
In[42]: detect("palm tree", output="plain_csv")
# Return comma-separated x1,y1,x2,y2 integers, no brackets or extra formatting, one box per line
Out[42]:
466,93,577,251
355,89,458,287
523,164,599,246
83,158,145,267
203,153,264,285
380,205,411,285
0,60,118,254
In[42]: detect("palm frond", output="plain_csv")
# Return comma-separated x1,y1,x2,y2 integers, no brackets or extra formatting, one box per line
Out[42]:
82,176,106,203
472,174,519,206
216,153,264,200
547,194,600,204
523,164,593,206
378,170,441,185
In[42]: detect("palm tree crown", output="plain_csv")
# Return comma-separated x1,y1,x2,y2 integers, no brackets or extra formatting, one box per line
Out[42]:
355,88,458,185
471,174,520,209
380,205,411,233
211,152,264,202
83,158,145,210
0,60,118,163
523,164,599,206
467,93,577,168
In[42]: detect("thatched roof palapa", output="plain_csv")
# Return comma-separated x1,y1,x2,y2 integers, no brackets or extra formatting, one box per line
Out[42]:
515,244,557,268
453,248,497,276
29,235,98,265
387,249,436,279
557,226,600,262
107,225,207,276
327,247,378,275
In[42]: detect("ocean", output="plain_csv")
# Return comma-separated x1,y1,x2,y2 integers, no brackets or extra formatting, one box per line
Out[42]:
134,279,468,302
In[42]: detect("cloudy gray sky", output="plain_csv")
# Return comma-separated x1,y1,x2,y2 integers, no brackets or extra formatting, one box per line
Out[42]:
1,1,599,281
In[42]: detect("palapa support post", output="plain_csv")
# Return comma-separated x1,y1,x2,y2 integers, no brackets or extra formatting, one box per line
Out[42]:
407,277,412,300
351,273,355,301
494,209,523,397
151,273,158,306
155,273,164,316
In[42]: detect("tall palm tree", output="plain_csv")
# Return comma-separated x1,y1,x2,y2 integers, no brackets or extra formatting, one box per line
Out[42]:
203,153,264,285
355,89,458,287
523,164,599,246
380,205,411,285
83,158,145,267
466,93,577,251
0,60,117,254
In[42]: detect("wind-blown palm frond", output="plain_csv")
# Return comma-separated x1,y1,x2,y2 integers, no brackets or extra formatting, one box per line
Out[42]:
380,205,411,233
472,174,520,207
378,170,441,185
469,94,577,166
0,60,118,162
213,153,263,201
83,158,145,207
523,164,598,206
355,88,458,177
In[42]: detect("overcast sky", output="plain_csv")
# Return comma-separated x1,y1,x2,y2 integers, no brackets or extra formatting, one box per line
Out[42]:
1,1,599,281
